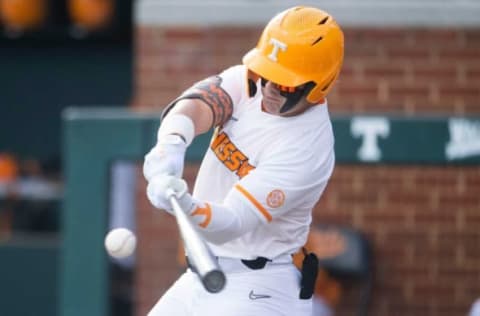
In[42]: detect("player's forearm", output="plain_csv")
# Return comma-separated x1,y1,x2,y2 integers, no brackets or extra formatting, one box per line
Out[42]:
188,200,261,245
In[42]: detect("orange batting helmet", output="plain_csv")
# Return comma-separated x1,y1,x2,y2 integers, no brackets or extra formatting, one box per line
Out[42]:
243,6,344,106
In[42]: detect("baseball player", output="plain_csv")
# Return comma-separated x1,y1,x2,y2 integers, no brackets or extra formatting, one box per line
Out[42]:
143,6,344,316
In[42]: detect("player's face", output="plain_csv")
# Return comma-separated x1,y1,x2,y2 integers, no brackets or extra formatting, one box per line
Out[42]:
260,80,313,117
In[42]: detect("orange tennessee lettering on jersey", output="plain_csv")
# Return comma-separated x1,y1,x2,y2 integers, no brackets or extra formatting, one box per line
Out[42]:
191,203,212,228
210,132,255,179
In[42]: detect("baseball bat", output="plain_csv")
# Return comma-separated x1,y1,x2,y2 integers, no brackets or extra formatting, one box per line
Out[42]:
167,189,226,293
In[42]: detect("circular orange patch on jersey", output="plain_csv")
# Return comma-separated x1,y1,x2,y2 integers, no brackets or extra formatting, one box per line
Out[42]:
266,189,285,208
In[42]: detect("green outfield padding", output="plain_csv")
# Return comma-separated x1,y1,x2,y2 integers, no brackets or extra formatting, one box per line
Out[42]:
0,240,59,316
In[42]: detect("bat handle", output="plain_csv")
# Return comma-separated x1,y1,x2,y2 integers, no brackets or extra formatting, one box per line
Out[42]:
166,188,226,293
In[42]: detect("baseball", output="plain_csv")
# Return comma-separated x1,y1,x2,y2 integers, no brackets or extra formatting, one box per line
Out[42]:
104,228,137,259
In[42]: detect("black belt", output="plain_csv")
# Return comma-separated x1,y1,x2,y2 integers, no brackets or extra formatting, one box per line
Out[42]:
186,256,271,272
241,257,271,270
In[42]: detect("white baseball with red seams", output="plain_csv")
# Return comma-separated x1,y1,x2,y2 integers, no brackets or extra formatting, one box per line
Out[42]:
104,228,137,258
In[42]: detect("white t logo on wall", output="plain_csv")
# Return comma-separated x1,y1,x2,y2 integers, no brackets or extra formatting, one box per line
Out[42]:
351,117,390,162
268,38,287,62
445,118,480,160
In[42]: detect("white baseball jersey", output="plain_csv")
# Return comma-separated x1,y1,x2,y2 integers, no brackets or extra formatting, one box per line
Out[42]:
193,64,335,260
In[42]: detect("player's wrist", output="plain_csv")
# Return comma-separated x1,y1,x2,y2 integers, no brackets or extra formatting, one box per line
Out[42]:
158,114,195,146
157,134,188,151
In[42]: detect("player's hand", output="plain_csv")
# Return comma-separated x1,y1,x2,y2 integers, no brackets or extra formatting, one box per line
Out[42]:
146,174,194,214
143,134,187,181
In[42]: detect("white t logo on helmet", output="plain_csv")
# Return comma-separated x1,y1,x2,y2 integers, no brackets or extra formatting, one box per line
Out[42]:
268,38,287,62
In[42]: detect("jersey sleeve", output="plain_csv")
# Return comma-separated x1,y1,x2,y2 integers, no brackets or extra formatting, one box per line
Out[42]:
217,65,248,107
224,141,335,224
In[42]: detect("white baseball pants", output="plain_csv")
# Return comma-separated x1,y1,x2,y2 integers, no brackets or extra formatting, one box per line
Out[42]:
148,257,313,316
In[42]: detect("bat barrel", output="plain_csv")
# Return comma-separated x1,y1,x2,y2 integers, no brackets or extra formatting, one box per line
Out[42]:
203,269,226,293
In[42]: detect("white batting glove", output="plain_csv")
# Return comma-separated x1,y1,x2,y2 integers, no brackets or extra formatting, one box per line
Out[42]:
146,175,195,215
143,134,187,181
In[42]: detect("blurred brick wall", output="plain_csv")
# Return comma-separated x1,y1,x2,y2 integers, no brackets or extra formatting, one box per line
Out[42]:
133,26,480,316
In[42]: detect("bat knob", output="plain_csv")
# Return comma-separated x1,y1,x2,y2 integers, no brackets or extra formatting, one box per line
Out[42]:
203,270,226,293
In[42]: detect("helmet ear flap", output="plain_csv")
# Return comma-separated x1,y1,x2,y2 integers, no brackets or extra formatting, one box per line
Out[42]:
306,70,340,103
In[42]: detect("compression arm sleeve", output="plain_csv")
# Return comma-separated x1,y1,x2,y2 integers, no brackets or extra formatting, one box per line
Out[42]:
188,189,263,245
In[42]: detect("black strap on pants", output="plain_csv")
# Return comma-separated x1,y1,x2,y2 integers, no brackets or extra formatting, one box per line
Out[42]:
299,248,319,299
